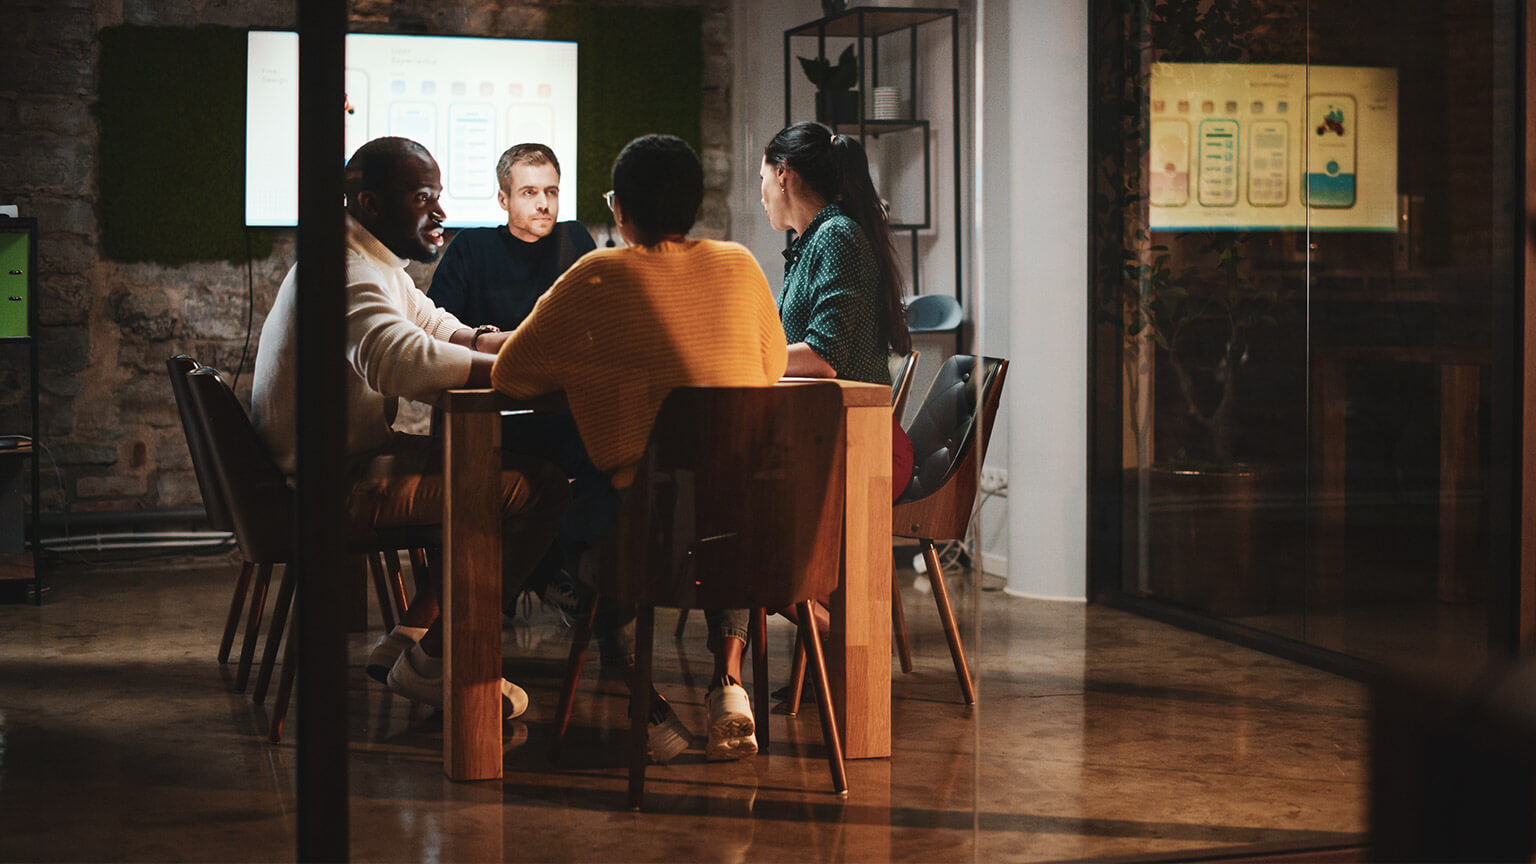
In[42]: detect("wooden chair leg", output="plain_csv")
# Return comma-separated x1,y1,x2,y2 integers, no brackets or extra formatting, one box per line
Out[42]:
628,605,654,811
253,564,295,705
751,608,769,752
798,601,847,795
788,638,807,717
235,562,274,693
550,586,600,761
269,607,299,744
673,608,689,639
384,548,409,619
219,560,255,664
892,567,913,674
922,540,976,705
367,552,397,632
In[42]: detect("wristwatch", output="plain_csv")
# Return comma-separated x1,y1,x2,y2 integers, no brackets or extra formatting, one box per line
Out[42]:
470,324,500,351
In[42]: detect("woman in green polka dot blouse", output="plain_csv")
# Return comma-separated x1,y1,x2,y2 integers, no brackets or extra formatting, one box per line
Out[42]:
759,121,914,498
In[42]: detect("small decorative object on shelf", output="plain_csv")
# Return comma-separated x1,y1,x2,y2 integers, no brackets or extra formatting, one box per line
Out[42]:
798,44,860,126
821,0,848,16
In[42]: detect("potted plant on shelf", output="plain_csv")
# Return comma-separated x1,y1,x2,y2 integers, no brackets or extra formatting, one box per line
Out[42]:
799,44,859,127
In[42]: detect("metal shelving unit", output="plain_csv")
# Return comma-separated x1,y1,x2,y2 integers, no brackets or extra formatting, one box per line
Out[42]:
784,6,961,329
0,216,42,604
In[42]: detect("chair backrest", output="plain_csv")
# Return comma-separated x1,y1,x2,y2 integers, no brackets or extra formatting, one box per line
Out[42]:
609,383,847,612
889,350,920,419
894,355,1009,541
167,354,234,532
184,367,295,563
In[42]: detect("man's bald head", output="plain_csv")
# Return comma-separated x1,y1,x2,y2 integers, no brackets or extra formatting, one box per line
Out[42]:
344,137,447,263
344,136,434,208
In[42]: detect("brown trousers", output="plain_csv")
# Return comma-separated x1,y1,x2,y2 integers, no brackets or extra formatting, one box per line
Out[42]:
345,433,570,595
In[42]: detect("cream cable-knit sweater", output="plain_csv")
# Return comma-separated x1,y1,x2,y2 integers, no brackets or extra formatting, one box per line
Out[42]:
252,214,474,474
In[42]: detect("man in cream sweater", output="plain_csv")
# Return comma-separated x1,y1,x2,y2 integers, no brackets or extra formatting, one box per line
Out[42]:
251,136,568,721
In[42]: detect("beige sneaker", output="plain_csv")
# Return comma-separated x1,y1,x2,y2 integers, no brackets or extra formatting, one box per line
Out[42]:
705,678,757,761
386,643,529,720
647,697,692,764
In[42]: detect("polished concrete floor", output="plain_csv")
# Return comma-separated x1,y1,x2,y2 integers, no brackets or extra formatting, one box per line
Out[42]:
0,549,1367,862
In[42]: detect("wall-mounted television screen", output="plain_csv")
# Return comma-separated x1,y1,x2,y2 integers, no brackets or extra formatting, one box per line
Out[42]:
245,31,579,228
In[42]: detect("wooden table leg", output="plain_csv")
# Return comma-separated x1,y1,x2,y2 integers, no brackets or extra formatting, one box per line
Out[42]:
443,407,504,781
828,401,892,760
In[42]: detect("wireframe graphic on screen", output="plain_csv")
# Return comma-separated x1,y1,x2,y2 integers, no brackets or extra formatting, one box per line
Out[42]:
245,31,579,227
1306,95,1356,209
1197,119,1239,207
1149,119,1190,207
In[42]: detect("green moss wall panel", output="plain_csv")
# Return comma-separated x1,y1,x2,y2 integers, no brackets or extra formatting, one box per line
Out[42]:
546,7,703,224
96,26,272,264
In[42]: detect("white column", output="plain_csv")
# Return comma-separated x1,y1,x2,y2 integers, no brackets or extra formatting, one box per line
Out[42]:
1000,0,1088,601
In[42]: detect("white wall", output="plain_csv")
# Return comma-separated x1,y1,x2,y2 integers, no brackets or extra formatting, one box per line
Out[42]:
990,0,1088,601
727,0,1088,601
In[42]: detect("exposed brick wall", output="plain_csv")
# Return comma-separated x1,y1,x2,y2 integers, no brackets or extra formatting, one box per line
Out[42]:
0,0,731,519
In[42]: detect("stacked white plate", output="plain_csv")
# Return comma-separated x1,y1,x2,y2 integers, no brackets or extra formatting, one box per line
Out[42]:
870,86,902,120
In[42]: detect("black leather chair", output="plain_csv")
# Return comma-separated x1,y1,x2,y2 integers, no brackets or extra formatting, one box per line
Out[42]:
166,355,255,670
179,365,436,741
891,355,1009,704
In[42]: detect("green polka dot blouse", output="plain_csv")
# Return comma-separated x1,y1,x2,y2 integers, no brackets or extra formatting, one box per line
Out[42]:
777,203,892,386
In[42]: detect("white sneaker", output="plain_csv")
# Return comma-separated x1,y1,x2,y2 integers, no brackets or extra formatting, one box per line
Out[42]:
705,679,757,761
386,643,529,720
647,697,692,764
365,625,426,683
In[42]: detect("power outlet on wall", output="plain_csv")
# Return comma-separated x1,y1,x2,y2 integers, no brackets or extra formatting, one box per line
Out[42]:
980,466,1008,494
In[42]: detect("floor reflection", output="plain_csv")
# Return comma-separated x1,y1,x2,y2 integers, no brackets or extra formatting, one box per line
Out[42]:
0,551,1367,862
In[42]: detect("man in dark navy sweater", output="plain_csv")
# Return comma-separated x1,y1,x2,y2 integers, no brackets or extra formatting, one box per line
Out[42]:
427,143,595,330
426,144,606,628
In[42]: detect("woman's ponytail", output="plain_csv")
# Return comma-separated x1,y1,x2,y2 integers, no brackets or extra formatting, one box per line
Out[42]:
767,122,911,355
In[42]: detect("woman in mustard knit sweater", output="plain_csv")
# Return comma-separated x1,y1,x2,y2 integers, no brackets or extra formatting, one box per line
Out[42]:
491,135,786,763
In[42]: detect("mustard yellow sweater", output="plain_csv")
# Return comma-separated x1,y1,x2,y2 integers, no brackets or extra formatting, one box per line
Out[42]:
490,239,788,489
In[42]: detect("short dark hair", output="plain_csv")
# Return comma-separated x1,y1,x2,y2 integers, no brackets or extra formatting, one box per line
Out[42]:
610,134,703,244
496,143,560,190
344,136,431,205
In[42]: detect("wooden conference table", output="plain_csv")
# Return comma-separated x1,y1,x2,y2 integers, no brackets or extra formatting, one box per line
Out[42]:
437,380,892,781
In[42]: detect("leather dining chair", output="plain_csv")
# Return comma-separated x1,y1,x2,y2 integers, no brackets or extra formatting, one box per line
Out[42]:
673,350,921,644
889,355,1009,704
180,365,436,742
549,383,851,809
166,355,253,669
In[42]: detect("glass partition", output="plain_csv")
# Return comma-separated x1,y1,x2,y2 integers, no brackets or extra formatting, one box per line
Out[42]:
1093,0,1520,668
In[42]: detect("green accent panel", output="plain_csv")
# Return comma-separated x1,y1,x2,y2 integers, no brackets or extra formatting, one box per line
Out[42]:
546,7,703,224
96,26,273,264
0,231,28,340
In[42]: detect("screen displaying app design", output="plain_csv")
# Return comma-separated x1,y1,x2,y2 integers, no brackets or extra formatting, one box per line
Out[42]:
245,31,579,227
1306,94,1356,208
1148,64,1395,231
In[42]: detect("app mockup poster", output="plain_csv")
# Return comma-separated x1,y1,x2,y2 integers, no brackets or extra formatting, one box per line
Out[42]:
1147,63,1397,232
